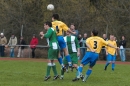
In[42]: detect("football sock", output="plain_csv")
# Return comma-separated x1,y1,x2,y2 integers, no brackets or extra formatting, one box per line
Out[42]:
46,63,52,76
65,55,72,66
52,63,58,76
66,64,69,70
105,62,110,67
58,57,64,67
77,66,83,78
83,69,92,81
78,66,83,73
86,69,92,75
112,63,115,71
76,67,79,77
61,68,64,76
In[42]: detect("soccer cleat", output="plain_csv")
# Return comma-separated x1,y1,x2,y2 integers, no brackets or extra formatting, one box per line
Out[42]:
62,66,66,72
44,76,51,81
82,79,86,82
70,66,74,72
82,76,87,82
69,65,73,71
72,77,79,82
112,68,114,71
104,66,107,70
53,75,59,80
80,74,84,80
66,69,69,73
60,76,64,80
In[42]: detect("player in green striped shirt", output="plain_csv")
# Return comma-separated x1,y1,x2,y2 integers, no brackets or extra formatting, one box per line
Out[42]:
40,21,59,81
60,30,80,79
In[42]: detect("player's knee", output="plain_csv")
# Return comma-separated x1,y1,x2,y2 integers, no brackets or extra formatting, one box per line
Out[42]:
73,64,78,68
63,48,68,55
89,67,93,69
80,64,84,67
108,61,111,63
112,61,115,63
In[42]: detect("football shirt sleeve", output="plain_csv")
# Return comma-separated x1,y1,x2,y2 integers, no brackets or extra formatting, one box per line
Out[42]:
44,29,53,38
101,38,108,46
61,22,69,31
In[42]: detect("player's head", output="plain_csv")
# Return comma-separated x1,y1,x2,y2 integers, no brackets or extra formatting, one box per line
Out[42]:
110,34,114,41
11,33,15,38
20,36,23,40
70,23,75,31
52,14,59,21
44,21,52,30
121,35,125,40
66,30,71,36
83,33,87,38
91,29,98,36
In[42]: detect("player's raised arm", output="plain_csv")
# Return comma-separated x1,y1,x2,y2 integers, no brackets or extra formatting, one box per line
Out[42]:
67,29,76,35
61,22,76,35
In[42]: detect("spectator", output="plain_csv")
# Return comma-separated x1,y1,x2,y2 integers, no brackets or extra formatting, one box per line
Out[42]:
77,34,82,47
102,33,108,60
17,36,26,58
119,36,126,62
81,33,87,59
8,34,17,57
77,34,83,59
30,34,38,58
70,23,79,37
0,33,7,57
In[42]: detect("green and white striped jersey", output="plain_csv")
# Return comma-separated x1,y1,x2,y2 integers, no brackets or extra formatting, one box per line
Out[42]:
64,35,80,54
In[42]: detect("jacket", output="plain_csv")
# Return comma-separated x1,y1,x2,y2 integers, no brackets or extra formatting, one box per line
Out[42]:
0,36,7,45
119,40,126,48
30,37,38,48
8,36,17,48
18,39,26,49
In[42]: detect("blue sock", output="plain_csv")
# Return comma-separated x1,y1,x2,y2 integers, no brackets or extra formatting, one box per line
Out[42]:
65,55,71,62
105,62,110,67
78,66,83,73
86,69,92,76
112,63,115,70
58,57,63,65
83,69,92,81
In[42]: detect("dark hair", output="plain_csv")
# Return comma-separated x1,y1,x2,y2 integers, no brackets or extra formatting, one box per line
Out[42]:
122,35,125,38
33,34,36,37
52,14,59,20
45,21,52,27
92,29,98,36
71,23,75,26
110,34,114,36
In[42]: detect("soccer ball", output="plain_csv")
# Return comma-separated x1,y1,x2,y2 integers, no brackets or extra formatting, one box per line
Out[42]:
47,4,54,11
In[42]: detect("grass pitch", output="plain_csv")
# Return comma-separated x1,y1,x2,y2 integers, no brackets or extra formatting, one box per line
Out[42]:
0,60,130,86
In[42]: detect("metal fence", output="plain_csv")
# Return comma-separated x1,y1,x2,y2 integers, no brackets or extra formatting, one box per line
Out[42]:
1,45,130,61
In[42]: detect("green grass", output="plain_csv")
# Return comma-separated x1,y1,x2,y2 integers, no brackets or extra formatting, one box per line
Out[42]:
0,60,130,86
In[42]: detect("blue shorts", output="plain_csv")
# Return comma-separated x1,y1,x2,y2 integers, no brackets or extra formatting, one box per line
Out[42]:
57,36,66,49
81,52,99,67
107,53,116,61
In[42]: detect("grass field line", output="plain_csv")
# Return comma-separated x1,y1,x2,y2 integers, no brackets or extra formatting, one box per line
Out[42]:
0,57,130,65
